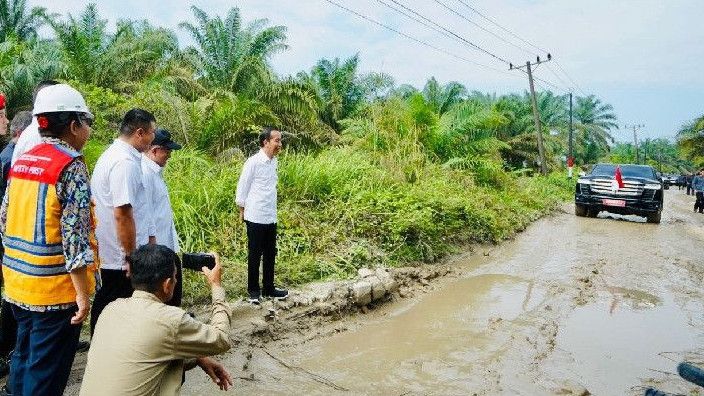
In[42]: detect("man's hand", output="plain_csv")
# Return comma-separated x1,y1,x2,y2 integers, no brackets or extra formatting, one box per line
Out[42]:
238,206,244,222
69,266,91,325
202,252,222,288
196,357,233,391
71,292,90,325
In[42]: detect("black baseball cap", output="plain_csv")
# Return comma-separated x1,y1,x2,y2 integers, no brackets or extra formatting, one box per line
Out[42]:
152,128,182,150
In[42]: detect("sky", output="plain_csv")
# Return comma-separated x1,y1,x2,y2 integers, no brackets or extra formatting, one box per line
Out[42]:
29,0,704,142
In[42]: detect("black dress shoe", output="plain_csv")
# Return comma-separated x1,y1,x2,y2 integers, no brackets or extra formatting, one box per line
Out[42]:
76,340,90,353
262,288,289,300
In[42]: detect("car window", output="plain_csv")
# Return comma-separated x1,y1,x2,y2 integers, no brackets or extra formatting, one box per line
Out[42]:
591,164,656,179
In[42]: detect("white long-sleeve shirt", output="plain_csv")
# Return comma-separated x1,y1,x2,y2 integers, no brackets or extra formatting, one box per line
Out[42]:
142,155,180,252
10,118,42,166
235,149,278,224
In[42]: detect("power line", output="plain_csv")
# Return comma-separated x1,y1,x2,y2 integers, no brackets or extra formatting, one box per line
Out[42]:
453,0,548,54
433,0,542,58
418,0,568,93
385,0,512,65
373,0,516,77
545,63,575,92
326,0,566,94
452,0,587,96
554,61,587,96
322,0,518,77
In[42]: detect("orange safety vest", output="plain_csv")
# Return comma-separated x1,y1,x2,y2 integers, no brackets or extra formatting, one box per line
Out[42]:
2,143,99,306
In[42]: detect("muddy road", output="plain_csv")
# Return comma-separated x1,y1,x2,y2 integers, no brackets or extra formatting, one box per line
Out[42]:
64,189,704,395
181,189,704,396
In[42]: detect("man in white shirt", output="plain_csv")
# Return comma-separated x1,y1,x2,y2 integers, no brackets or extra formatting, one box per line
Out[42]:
10,80,60,166
89,108,157,335
142,128,183,306
235,127,288,304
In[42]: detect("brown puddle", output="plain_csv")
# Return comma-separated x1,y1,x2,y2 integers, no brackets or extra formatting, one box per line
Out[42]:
287,274,546,394
556,290,700,395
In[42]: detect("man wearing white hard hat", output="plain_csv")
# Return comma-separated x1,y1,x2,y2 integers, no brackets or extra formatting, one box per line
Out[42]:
0,83,100,396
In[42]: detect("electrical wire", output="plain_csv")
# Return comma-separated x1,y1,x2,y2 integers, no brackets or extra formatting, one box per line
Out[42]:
433,0,541,58
452,0,587,95
385,0,513,65
453,0,549,53
324,0,525,79
373,0,518,77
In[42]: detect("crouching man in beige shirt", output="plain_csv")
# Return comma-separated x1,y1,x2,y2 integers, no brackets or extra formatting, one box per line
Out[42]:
80,244,233,395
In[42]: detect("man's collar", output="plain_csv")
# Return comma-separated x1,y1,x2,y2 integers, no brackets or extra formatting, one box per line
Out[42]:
132,290,163,303
42,137,79,155
114,138,141,160
258,148,275,162
142,154,163,174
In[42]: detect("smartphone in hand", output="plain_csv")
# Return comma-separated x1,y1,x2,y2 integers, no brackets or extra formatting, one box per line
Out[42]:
182,253,216,271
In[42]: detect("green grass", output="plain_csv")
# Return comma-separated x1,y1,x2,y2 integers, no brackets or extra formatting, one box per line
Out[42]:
160,146,573,304
82,140,572,305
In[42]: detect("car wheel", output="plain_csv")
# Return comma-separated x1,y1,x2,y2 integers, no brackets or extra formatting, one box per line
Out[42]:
587,208,599,218
575,204,588,217
646,211,662,224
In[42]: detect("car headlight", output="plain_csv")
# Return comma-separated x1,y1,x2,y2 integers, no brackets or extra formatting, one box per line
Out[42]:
644,184,662,190
577,178,591,184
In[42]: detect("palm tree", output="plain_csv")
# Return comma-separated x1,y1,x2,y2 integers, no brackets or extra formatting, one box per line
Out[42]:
299,54,365,131
47,4,106,84
359,71,395,101
574,94,618,149
0,38,65,114
677,115,704,166
0,0,46,42
179,5,287,93
421,77,466,115
49,5,181,89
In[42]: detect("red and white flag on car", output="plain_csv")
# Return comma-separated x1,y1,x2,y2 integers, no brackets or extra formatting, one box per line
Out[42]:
611,165,625,192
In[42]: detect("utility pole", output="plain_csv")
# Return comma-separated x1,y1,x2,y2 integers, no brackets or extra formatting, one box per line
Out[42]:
624,124,645,164
568,92,574,178
510,54,552,176
658,148,663,173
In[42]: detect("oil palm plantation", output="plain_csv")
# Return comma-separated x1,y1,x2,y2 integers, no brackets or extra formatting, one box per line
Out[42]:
0,0,46,42
48,5,180,89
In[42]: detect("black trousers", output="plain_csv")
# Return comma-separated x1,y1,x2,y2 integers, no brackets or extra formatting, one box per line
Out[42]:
695,192,704,213
0,299,16,359
687,185,693,195
245,221,277,294
90,269,133,336
0,245,17,359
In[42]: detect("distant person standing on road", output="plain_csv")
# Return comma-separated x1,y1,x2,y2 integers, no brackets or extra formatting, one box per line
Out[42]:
235,127,288,304
686,173,695,195
692,170,704,213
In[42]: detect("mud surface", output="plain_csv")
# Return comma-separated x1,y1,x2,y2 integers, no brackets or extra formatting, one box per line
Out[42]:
67,189,704,395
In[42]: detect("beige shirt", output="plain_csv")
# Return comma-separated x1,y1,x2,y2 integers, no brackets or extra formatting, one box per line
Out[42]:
80,287,232,396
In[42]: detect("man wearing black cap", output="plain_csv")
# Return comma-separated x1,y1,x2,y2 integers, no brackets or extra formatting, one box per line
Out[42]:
142,128,184,306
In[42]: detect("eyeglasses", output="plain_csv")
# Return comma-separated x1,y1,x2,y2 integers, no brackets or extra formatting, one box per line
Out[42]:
76,113,94,128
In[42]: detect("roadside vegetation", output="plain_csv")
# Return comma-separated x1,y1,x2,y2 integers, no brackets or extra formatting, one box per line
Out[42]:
1,1,669,302
676,114,704,168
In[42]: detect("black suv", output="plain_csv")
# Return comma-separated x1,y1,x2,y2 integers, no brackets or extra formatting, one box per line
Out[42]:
575,163,664,223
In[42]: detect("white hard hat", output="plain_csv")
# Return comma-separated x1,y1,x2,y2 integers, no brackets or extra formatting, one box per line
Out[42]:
32,84,93,117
